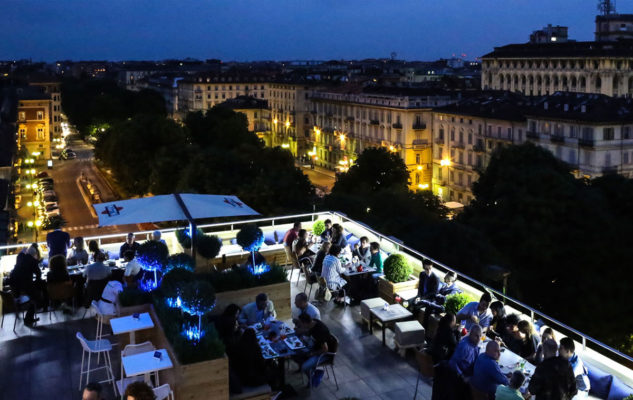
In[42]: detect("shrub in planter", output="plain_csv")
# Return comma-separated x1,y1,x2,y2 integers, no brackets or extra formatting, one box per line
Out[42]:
165,252,195,273
236,224,264,252
137,240,169,271
175,228,206,249
160,267,196,301
197,233,222,260
118,287,153,307
312,220,326,236
201,263,287,293
445,292,476,315
383,254,413,283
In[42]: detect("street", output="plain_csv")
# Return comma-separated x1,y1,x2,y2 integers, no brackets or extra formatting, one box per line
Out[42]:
296,163,336,195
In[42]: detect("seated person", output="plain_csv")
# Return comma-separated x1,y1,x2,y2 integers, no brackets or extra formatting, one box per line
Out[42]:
151,230,167,245
409,259,440,307
321,244,348,304
487,300,508,340
331,224,347,250
534,327,556,365
82,382,103,400
292,293,321,333
456,292,493,332
295,314,337,381
67,237,89,266
320,219,333,242
84,251,111,283
119,232,140,259
47,254,71,283
500,314,522,352
448,324,482,378
431,313,461,363
436,271,462,302
292,229,315,259
123,381,155,400
9,244,43,325
88,240,109,262
559,337,591,396
368,242,383,274
232,328,270,388
471,340,509,397
495,371,527,400
216,304,242,356
238,293,276,326
516,320,541,362
352,236,371,265
122,250,142,287
98,277,123,315
312,241,330,275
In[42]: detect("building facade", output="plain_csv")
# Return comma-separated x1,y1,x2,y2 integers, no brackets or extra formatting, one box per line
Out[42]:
219,96,272,145
16,88,52,159
29,80,62,142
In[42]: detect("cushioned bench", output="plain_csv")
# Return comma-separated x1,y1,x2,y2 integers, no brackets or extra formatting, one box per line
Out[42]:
394,320,425,350
587,362,633,400
361,297,386,324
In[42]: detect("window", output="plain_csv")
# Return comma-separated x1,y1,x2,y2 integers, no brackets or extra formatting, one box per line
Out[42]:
439,128,445,140
415,154,420,164
468,152,472,165
438,169,443,180
623,152,629,164
450,129,455,141
37,111,44,120
468,133,473,144
569,126,577,138
19,128,26,138
623,127,631,139
497,127,502,137
518,129,523,141
582,127,594,140
415,173,420,184
605,152,612,167
467,175,472,186
476,155,483,168
603,127,615,141
450,171,455,182
37,127,45,140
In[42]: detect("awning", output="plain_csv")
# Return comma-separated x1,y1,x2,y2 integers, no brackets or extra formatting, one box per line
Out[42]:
93,194,259,227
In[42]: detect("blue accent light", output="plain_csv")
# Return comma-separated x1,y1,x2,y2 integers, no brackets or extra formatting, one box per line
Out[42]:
138,276,159,292
181,302,216,317
166,296,182,308
243,231,264,252
182,322,205,344
136,255,163,272
249,263,271,275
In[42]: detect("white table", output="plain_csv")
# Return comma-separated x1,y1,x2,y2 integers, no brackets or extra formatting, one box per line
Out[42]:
370,304,414,346
122,349,173,384
110,312,155,344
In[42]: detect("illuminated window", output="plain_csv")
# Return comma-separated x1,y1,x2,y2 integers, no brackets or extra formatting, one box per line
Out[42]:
19,112,25,121
37,111,44,120
37,127,45,140
19,128,26,139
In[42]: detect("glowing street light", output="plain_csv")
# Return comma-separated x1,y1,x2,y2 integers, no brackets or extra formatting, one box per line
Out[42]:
440,158,452,167
285,121,290,128
417,165,423,171
27,221,34,227
418,183,430,190
281,143,290,148
35,220,42,227
27,201,33,207
273,119,278,125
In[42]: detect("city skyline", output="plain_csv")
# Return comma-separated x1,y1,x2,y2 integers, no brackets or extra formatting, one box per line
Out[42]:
3,0,631,62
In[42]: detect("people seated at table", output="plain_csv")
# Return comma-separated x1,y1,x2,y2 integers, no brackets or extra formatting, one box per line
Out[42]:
534,327,556,365
84,251,111,282
292,293,321,332
448,323,482,378
119,232,140,259
495,371,527,400
409,259,440,307
47,254,71,283
320,219,333,241
67,237,89,266
312,241,330,275
82,382,103,400
501,314,522,352
295,313,337,381
232,328,270,388
321,244,348,304
88,240,108,262
292,229,315,259
238,293,277,326
122,250,142,287
527,339,577,400
331,224,347,250
471,340,510,397
216,304,242,356
151,230,166,245
123,381,156,400
431,313,460,363
487,301,508,340
456,292,493,332
352,236,371,264
9,244,43,325
515,320,541,363
46,227,71,258
559,337,590,396
368,242,383,274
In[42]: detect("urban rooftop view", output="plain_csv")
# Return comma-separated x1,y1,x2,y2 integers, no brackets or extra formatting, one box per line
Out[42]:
1,1,633,399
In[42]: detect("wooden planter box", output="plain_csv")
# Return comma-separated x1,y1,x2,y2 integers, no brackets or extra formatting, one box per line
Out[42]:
116,303,229,400
213,281,292,321
194,248,289,274
378,275,419,304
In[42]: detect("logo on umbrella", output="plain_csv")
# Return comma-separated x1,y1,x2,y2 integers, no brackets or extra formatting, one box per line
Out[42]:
102,204,123,217
224,198,243,208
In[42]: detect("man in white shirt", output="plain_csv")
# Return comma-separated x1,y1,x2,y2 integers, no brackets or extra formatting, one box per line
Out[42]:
122,250,142,278
292,292,321,326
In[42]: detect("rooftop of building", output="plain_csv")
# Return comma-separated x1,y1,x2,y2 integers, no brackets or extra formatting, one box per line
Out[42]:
482,40,633,59
432,91,531,121
527,91,633,123
596,13,633,21
15,86,51,101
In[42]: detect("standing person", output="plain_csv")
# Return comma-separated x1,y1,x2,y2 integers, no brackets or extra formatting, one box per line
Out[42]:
67,237,89,266
456,292,493,332
283,222,301,266
528,339,577,400
119,232,140,258
368,242,383,273
352,237,371,264
82,382,103,400
238,293,276,326
448,324,482,378
559,337,590,397
431,313,460,363
9,244,43,325
495,371,528,400
46,227,71,258
321,244,348,304
471,340,509,397
320,219,333,241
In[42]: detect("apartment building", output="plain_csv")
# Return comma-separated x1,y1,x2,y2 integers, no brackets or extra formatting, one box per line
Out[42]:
16,87,52,159
308,86,455,190
29,79,62,141
219,96,272,144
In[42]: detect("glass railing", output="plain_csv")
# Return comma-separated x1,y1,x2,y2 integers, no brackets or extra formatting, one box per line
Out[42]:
1,210,632,385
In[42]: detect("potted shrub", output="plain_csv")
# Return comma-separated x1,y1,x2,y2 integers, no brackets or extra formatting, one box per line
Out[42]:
378,254,418,303
312,220,326,236
165,252,195,273
445,292,476,315
137,240,169,290
236,224,264,268
196,233,222,266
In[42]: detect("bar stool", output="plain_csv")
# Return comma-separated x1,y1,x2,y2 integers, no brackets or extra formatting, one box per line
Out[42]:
76,332,116,395
153,384,175,400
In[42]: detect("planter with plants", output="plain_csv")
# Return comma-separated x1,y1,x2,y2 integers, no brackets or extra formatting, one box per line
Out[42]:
378,254,419,303
312,219,326,236
444,292,476,315
175,228,222,271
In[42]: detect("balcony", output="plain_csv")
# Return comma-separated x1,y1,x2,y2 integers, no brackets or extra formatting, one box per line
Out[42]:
392,122,403,129
579,138,594,147
369,119,379,125
473,144,485,153
452,141,466,149
346,116,355,122
435,137,445,144
526,131,540,140
412,122,426,130
412,139,430,149
550,134,565,143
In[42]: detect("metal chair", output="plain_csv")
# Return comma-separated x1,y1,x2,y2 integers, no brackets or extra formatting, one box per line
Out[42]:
76,331,116,395
413,349,435,399
47,281,75,319
301,260,319,300
0,290,31,332
308,334,340,392
91,301,118,363
153,384,175,400
116,341,157,398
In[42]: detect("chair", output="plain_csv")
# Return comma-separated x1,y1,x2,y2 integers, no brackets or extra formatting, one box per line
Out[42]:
302,262,319,300
360,297,385,327
76,331,116,395
469,383,490,400
309,334,340,391
0,289,31,332
47,281,75,319
413,349,435,399
84,278,109,308
117,341,157,398
153,384,175,400
91,301,118,363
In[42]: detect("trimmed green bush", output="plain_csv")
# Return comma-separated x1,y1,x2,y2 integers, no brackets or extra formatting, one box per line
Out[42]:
197,233,222,260
236,224,264,251
201,263,287,293
383,254,413,283
137,240,169,271
165,252,195,273
312,220,326,236
445,292,476,315
160,267,195,299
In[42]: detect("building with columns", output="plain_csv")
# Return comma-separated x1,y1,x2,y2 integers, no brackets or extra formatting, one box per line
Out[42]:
481,40,633,97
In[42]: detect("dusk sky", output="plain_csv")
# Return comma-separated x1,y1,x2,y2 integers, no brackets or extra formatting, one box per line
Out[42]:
3,0,632,62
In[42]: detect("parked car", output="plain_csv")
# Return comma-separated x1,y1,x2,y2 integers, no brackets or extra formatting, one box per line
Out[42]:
45,208,61,218
65,151,77,160
36,171,48,178
38,183,54,192
41,190,56,198
43,195,57,202
45,204,59,212
42,199,58,208
38,178,54,184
